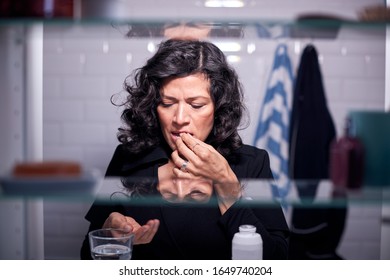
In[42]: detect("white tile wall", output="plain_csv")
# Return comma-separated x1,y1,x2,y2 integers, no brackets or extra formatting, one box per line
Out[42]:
42,17,387,259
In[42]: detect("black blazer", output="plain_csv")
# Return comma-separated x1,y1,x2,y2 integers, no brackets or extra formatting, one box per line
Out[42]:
80,144,289,260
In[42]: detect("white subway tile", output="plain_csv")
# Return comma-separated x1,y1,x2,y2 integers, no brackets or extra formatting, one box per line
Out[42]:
44,100,84,121
338,242,361,259
338,241,379,260
59,25,110,39
84,53,129,76
62,123,106,144
343,218,382,241
44,53,85,75
62,38,109,53
62,215,90,236
44,202,90,215
334,38,385,55
43,145,83,161
323,78,343,103
322,55,366,79
43,37,63,54
43,214,62,236
365,55,386,78
360,242,381,259
84,145,117,172
85,100,120,122
342,79,385,103
43,123,61,144
44,237,84,260
43,77,61,98
61,77,108,99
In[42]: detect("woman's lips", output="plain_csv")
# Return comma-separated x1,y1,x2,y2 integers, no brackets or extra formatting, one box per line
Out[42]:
171,132,193,141
171,133,180,142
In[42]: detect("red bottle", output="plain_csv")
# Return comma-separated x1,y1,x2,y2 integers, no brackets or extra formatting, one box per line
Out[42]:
329,118,364,190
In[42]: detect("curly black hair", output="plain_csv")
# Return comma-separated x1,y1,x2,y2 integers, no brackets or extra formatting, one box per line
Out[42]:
116,39,247,157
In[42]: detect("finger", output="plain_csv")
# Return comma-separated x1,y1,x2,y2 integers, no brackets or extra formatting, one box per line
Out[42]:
180,133,210,158
135,225,154,244
151,219,160,232
102,213,134,239
172,165,193,178
180,159,189,172
175,137,192,160
172,149,205,178
141,220,160,242
178,133,198,153
103,212,128,230
125,216,141,232
171,149,191,171
175,135,206,162
180,133,203,152
133,228,148,244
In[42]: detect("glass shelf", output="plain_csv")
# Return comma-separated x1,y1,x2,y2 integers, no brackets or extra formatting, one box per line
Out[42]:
1,177,389,207
0,17,387,40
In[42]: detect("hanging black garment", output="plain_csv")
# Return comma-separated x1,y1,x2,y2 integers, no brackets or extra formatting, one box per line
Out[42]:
288,44,346,260
289,44,336,181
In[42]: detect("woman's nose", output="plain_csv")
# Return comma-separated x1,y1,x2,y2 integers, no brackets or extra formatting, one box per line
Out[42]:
176,180,190,201
173,104,190,125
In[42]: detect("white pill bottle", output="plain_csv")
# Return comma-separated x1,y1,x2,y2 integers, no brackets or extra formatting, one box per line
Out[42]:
232,224,263,260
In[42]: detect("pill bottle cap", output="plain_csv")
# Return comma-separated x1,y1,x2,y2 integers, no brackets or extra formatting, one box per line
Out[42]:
239,225,256,233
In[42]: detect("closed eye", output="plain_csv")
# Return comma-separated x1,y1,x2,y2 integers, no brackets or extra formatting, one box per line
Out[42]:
191,104,204,109
189,191,209,202
160,102,173,108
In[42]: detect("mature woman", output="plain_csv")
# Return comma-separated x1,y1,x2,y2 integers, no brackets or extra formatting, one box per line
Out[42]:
80,39,289,260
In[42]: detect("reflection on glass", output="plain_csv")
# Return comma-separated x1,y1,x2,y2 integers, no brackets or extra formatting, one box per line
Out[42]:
124,21,244,39
115,177,214,204
163,22,212,39
157,178,213,203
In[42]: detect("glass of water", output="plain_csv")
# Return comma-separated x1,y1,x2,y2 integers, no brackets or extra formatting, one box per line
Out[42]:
89,228,134,260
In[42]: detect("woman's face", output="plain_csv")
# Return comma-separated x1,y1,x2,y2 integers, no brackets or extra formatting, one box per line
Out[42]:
157,73,215,151
157,178,213,203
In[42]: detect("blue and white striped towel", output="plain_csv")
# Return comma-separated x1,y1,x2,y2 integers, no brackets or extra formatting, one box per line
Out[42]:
253,43,294,206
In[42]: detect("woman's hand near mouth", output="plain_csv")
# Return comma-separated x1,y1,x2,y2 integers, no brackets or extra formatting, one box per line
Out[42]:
171,133,242,214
